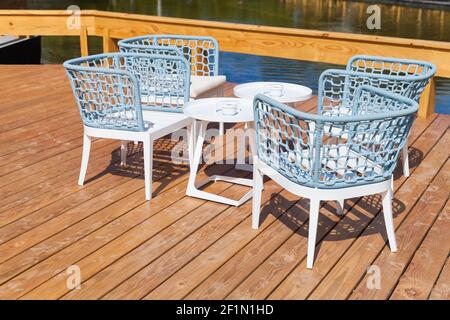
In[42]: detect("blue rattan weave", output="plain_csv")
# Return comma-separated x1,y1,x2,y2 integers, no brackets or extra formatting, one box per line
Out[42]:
318,56,435,116
63,52,191,131
118,36,183,57
118,34,219,76
253,86,418,189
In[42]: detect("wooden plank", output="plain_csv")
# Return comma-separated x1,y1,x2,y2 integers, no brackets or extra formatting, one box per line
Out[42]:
80,26,88,56
1,163,238,299
0,10,449,78
1,10,445,117
2,122,241,294
0,137,83,177
0,113,79,148
141,186,297,300
15,89,314,300
0,10,96,36
229,114,443,299
0,64,447,300
186,198,328,300
429,256,450,300
389,199,450,300
21,170,248,299
104,183,289,299
418,79,436,119
0,140,116,214
0,166,227,299
268,119,449,299
0,133,197,244
62,173,258,300
350,160,449,299
304,130,450,300
102,28,118,53
0,144,125,242
0,155,191,287
0,122,82,157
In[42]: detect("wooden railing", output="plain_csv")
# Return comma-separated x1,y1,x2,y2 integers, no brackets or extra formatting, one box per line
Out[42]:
2,9,450,118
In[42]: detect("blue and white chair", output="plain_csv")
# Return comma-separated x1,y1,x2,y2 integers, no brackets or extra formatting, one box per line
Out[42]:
64,52,194,201
252,86,418,268
319,56,436,177
119,34,226,133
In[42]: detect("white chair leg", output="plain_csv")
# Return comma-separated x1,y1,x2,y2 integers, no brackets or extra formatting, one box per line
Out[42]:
78,133,92,186
307,198,320,269
252,164,264,229
143,137,153,201
336,199,345,215
219,122,225,136
401,140,410,177
120,140,128,166
382,189,398,252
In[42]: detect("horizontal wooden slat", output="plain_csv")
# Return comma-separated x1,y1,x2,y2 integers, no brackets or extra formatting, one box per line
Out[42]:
0,10,449,78
0,65,448,300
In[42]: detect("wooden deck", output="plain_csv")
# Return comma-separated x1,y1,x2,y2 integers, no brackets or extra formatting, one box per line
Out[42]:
0,64,448,300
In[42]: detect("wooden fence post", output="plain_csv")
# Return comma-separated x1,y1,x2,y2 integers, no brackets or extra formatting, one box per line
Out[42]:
80,26,89,56
419,78,436,118
102,28,118,53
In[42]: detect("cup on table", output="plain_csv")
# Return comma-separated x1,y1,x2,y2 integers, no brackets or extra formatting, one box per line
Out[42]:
216,100,240,116
263,84,284,97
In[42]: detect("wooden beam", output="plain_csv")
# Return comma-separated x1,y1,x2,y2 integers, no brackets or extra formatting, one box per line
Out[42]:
102,28,118,53
419,78,436,118
0,9,446,118
80,26,88,57
0,10,449,78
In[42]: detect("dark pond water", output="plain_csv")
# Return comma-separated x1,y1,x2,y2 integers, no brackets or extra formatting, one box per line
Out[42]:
9,0,450,113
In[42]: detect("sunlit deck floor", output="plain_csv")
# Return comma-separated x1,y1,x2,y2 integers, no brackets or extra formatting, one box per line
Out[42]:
0,64,448,300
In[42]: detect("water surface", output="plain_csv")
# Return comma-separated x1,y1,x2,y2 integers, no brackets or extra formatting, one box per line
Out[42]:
13,0,450,113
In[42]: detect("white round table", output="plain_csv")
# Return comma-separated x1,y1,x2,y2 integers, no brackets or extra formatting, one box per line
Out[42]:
233,81,312,103
184,97,255,207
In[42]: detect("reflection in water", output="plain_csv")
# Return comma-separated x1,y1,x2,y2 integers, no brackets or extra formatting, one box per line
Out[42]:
18,0,450,113
26,0,450,41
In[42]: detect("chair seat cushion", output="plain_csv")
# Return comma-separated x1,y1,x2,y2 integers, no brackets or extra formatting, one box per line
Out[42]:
190,75,226,98
142,110,192,139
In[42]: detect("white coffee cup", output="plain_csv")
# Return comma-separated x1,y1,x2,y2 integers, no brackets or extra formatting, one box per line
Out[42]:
263,84,284,97
217,101,240,116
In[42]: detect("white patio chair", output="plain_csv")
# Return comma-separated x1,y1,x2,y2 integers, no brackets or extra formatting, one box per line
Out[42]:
64,52,194,201
319,56,436,177
118,34,226,134
252,86,418,268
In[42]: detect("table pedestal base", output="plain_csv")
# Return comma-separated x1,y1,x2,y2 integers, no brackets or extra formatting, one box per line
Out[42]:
187,174,253,207
186,120,255,207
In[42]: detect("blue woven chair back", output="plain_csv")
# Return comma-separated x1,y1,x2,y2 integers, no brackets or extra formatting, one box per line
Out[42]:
64,52,190,131
118,34,219,76
121,52,190,113
319,56,435,116
118,36,182,57
254,86,418,189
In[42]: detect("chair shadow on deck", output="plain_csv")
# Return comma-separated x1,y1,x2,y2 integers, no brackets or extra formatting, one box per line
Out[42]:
84,137,191,199
84,134,230,199
393,146,424,180
258,186,406,263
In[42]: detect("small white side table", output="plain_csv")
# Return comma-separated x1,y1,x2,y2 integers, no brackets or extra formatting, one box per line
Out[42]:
184,98,255,206
233,81,312,103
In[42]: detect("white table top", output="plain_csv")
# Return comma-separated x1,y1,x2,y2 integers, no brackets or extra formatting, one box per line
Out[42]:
184,97,254,123
233,81,312,103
